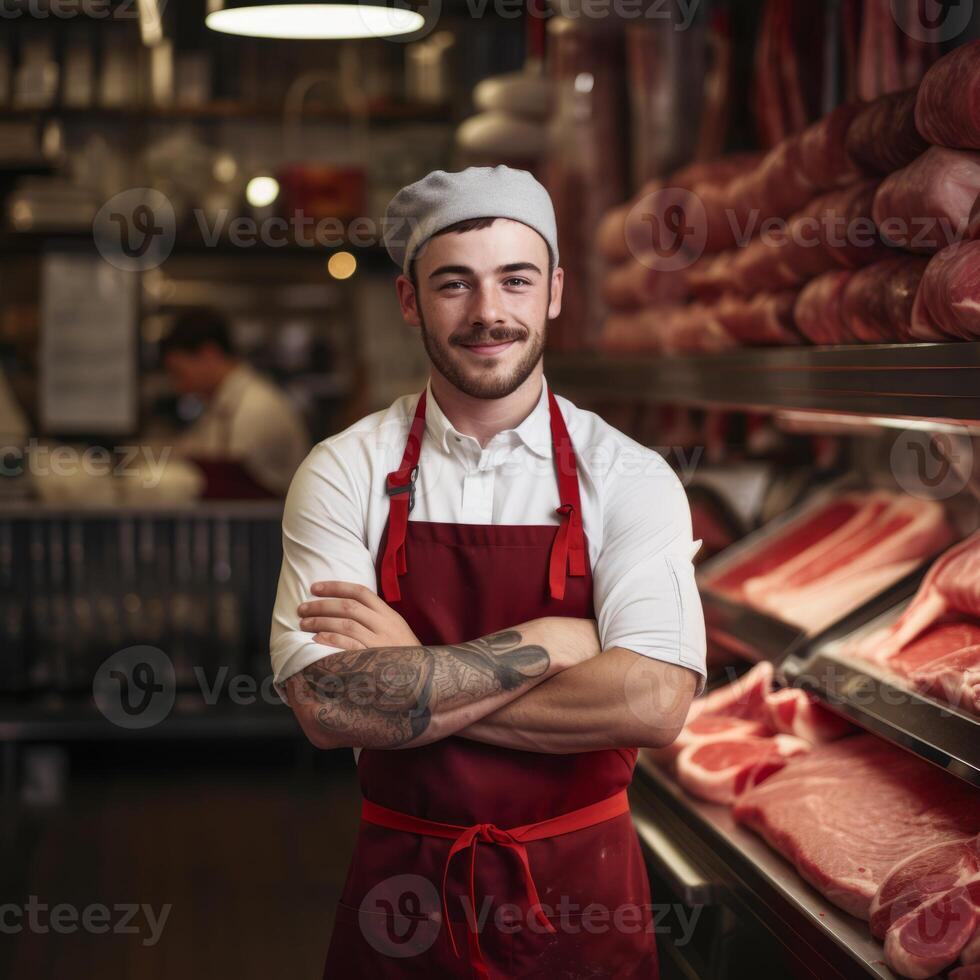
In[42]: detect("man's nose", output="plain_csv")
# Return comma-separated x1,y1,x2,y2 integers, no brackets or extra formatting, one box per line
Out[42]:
470,284,505,328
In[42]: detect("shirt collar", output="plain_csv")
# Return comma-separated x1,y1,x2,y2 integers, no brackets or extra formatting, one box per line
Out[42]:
423,375,553,458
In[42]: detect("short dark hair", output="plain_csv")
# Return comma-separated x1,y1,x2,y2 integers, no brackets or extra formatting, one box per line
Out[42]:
408,216,555,289
160,307,234,357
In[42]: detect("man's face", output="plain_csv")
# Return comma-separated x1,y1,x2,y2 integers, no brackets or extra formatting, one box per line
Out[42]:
163,347,219,396
398,219,563,399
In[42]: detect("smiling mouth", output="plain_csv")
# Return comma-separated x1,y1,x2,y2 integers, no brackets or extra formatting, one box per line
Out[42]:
457,336,522,356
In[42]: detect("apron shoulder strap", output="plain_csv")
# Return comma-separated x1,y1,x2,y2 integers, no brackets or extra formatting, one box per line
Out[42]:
380,390,427,601
547,389,587,601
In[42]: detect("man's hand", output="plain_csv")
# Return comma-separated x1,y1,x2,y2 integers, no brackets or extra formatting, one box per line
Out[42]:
298,581,420,650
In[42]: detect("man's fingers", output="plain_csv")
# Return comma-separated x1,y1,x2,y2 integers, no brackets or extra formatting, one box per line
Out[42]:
300,615,374,644
310,580,388,613
298,596,382,630
314,631,366,650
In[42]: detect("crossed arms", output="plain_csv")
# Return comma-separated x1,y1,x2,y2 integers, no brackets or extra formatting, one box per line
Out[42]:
282,582,698,754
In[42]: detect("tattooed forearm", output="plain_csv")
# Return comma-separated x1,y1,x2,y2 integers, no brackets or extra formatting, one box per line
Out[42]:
297,629,548,748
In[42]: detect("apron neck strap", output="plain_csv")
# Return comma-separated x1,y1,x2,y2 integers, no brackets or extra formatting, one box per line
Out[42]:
380,383,587,603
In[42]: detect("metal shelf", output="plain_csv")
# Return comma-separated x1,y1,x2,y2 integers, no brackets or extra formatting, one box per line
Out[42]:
547,344,980,422
780,571,980,789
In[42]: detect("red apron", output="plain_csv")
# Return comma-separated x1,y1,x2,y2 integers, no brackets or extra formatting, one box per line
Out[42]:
323,388,659,979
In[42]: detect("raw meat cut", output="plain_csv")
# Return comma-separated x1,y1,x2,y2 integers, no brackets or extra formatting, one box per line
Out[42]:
793,270,856,345
888,622,980,676
839,256,929,342
869,835,980,979
686,660,774,725
597,304,735,355
906,646,980,717
847,89,928,176
763,687,855,744
650,713,771,767
858,532,980,663
734,492,953,633
705,495,866,596
733,734,980,920
676,732,810,805
872,147,980,254
597,179,662,265
910,240,980,341
916,40,980,151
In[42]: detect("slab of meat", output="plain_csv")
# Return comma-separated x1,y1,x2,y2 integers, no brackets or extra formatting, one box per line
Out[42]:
916,40,980,151
793,270,856,345
907,645,980,717
733,734,980,920
910,240,980,341
705,494,866,597
887,622,980,676
858,532,980,663
649,713,771,768
839,255,929,342
737,492,953,633
872,147,980,254
847,89,928,176
869,835,980,979
676,733,810,805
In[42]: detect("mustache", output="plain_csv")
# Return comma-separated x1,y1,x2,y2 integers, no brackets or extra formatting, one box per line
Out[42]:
453,328,527,345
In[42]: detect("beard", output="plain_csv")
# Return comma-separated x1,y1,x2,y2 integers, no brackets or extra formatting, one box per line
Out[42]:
418,306,547,400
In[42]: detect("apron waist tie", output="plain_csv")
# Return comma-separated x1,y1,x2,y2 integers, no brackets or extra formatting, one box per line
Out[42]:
360,788,631,979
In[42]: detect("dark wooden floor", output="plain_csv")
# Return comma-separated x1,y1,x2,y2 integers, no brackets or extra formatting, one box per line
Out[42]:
0,740,361,980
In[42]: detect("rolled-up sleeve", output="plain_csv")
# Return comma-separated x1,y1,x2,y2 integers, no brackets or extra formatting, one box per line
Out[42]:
592,447,707,697
269,440,377,698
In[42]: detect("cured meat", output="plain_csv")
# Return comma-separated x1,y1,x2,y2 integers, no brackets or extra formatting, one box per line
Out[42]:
676,733,810,805
599,253,691,311
797,103,863,190
858,0,903,101
870,835,980,979
859,532,980,663
839,256,929,342
910,240,980,341
712,291,802,346
793,270,856,345
846,89,928,176
733,734,980,920
596,179,662,265
916,40,980,151
597,304,735,355
872,147,980,254
741,493,953,632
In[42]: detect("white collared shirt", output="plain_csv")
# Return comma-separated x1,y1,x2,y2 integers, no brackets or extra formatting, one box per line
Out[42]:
270,375,707,709
176,363,310,495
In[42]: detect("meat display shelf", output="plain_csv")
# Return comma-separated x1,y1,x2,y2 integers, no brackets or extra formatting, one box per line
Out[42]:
701,592,809,665
780,571,980,789
632,753,899,980
547,343,980,423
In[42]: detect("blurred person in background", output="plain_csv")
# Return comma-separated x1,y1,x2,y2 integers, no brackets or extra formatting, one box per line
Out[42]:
161,307,309,499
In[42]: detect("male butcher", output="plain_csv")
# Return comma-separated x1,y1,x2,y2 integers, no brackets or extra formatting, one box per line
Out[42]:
270,165,707,978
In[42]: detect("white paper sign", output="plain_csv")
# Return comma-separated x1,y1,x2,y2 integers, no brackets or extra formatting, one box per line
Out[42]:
40,251,137,435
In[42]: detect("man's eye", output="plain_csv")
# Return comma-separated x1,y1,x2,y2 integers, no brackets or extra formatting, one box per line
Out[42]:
439,281,468,290
505,278,531,287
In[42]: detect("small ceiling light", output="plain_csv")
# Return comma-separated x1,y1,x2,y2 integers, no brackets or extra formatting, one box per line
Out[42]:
206,1,425,40
245,175,280,208
327,251,357,280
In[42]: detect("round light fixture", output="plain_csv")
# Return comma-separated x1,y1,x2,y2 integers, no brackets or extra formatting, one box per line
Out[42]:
206,1,425,40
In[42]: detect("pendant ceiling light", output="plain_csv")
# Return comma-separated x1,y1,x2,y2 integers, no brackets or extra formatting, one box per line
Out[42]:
206,1,425,40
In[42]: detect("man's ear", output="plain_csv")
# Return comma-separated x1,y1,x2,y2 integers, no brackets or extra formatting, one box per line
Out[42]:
395,274,422,328
547,265,564,321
